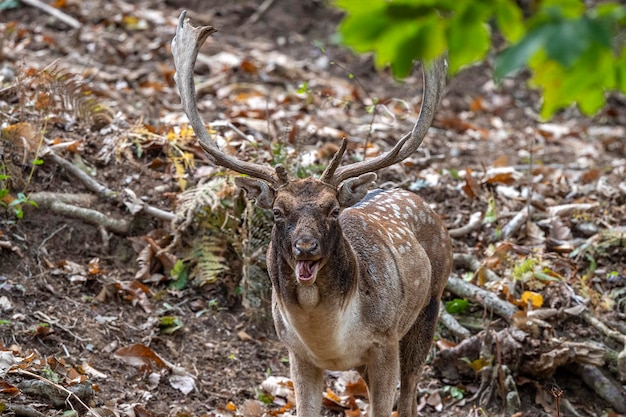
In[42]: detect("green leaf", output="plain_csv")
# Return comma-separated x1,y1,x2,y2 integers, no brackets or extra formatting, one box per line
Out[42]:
494,0,524,42
483,196,498,224
296,82,309,94
543,18,590,68
447,4,491,74
495,25,552,80
31,158,44,166
157,316,183,334
445,298,470,314
169,259,188,290
617,47,626,92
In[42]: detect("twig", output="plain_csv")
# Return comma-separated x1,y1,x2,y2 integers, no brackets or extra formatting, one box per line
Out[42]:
453,253,501,283
245,0,278,25
581,310,626,345
44,150,117,198
122,188,175,222
446,275,517,322
20,0,82,29
37,224,67,252
449,211,483,238
546,203,599,218
10,369,98,416
497,205,535,241
34,311,91,342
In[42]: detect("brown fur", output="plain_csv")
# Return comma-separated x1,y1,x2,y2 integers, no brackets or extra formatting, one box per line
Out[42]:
237,176,453,417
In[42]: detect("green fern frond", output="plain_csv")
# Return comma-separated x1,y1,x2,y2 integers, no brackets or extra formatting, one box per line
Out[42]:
191,233,229,286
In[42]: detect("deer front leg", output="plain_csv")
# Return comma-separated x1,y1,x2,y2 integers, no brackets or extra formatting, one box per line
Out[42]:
290,351,324,417
367,343,400,417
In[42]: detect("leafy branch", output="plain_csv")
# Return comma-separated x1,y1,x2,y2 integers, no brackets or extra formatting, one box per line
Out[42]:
336,0,626,119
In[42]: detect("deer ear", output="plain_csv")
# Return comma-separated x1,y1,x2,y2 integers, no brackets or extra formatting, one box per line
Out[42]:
235,177,276,209
337,173,377,207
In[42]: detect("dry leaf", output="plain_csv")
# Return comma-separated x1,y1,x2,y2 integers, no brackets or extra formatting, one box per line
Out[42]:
261,376,293,399
114,343,168,371
462,169,481,199
0,380,19,396
237,330,253,341
520,291,544,308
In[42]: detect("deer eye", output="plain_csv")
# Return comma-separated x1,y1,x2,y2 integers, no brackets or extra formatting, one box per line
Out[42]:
330,207,340,218
273,208,283,219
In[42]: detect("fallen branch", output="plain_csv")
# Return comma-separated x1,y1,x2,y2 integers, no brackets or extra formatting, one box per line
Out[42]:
20,0,82,29
572,363,626,413
123,188,174,222
439,302,471,340
45,150,117,199
11,369,98,416
497,205,534,242
245,0,278,25
546,202,599,218
30,193,130,235
4,404,44,417
446,275,517,322
449,211,483,238
43,149,175,229
581,310,626,345
453,253,501,283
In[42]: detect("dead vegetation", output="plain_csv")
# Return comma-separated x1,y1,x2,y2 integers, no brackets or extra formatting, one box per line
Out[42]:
1,1,625,416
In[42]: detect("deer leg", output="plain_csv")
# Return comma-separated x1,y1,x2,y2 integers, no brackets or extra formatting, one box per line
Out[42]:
367,343,400,417
289,352,324,417
356,365,369,386
398,296,439,417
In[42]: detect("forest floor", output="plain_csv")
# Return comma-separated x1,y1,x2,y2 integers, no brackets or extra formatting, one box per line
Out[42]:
1,1,625,417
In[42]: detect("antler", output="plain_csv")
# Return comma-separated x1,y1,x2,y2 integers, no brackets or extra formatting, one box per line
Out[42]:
171,11,287,187
326,56,447,186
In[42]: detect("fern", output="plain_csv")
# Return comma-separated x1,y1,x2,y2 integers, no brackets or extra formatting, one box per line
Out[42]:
191,234,228,286
237,199,273,327
26,67,112,129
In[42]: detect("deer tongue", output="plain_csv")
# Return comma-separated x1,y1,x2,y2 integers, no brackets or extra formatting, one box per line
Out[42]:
296,260,319,283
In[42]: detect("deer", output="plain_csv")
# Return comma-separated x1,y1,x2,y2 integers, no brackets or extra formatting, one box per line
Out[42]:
172,11,452,417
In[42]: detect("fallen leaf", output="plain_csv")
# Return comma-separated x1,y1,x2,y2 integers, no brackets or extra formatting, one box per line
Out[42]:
237,330,253,341
169,373,196,395
0,380,19,396
519,291,544,308
462,169,481,199
114,343,168,371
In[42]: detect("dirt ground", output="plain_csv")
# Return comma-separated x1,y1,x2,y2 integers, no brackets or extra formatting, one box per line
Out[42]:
1,1,625,417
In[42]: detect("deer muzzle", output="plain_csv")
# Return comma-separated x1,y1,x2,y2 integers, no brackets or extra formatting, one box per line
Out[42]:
293,238,321,284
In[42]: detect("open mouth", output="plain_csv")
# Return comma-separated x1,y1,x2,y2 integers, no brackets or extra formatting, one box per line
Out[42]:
295,260,320,284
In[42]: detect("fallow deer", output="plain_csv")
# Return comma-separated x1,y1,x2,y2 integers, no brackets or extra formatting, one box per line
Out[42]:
172,12,452,417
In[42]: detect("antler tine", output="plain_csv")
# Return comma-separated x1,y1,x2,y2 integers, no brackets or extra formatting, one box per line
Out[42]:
172,11,284,186
319,137,348,184
330,55,447,186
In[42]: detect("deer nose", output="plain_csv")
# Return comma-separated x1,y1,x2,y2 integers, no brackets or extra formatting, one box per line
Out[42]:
293,238,320,257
